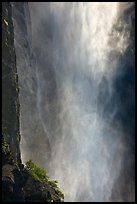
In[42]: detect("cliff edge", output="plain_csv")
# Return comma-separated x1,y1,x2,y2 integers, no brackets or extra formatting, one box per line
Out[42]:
2,2,64,202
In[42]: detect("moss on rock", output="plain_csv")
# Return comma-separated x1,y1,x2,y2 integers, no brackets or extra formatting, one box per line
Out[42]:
25,160,64,201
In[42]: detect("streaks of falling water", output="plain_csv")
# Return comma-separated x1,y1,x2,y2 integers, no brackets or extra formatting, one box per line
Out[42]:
13,2,134,202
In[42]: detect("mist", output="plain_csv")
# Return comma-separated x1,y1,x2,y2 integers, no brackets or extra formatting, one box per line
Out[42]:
12,2,135,202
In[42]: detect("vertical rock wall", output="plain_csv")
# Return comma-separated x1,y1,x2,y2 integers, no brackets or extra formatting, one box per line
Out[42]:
2,2,21,166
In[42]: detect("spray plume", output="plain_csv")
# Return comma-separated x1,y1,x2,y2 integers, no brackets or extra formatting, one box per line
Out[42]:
12,2,135,202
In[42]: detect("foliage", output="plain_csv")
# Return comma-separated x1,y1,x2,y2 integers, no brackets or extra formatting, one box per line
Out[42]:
25,160,64,200
25,160,49,182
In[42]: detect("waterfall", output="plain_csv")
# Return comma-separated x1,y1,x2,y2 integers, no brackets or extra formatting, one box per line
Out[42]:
12,2,135,202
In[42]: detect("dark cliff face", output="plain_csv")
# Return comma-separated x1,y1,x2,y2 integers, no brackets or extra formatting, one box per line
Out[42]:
2,2,24,201
2,2,21,166
2,2,64,202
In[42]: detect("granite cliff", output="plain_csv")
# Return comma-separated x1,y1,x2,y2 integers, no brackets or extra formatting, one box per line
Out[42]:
2,2,64,202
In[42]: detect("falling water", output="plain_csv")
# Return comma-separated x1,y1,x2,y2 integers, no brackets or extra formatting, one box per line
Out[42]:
12,2,135,202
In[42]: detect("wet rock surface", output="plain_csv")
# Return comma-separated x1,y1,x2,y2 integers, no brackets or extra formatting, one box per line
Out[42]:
2,2,63,202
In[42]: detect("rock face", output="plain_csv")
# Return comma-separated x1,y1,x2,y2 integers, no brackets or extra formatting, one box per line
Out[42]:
2,2,24,201
2,2,63,202
23,171,62,202
2,1,21,167
11,2,53,166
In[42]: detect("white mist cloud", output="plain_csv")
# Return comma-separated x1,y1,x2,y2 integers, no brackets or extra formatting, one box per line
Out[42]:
13,2,134,202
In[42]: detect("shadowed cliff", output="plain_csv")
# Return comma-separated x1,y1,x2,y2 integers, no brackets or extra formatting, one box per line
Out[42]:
2,2,64,202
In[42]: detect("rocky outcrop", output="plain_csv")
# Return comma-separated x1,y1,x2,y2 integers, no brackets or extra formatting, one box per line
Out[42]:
22,171,62,202
2,2,64,202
